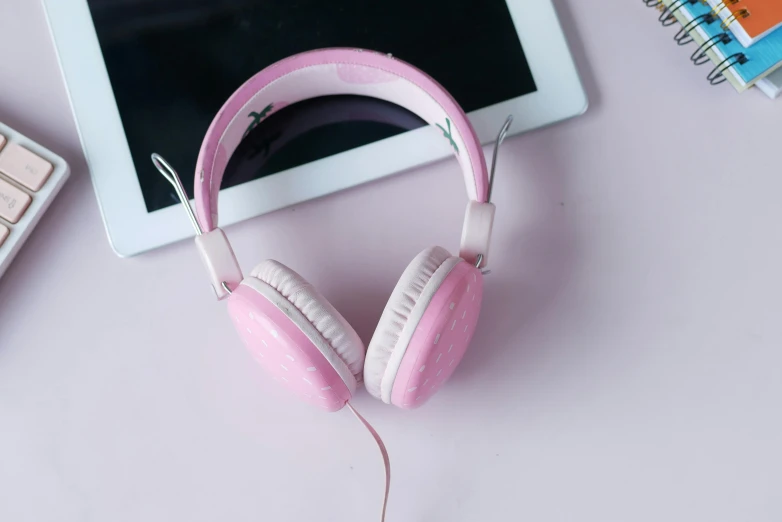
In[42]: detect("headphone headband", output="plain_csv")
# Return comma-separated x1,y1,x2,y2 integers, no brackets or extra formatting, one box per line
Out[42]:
194,47,489,232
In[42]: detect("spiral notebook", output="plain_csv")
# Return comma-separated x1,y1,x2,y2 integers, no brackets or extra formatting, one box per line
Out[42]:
704,0,782,48
652,0,782,92
758,66,782,99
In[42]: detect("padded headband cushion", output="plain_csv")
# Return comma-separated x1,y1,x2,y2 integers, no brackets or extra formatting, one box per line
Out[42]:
251,260,365,381
194,48,488,232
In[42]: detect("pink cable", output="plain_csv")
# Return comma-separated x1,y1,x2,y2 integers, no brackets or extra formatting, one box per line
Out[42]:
346,402,390,521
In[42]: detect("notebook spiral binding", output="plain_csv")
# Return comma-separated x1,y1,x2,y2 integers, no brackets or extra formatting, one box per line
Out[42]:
708,1,751,31
644,0,749,86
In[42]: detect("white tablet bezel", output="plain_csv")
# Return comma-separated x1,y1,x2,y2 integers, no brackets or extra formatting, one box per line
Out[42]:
42,0,587,257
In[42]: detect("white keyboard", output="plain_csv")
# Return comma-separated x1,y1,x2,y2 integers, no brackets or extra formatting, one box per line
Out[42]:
0,121,70,279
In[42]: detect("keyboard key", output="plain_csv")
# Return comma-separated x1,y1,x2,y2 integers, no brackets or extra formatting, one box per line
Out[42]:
0,122,70,280
0,143,53,192
0,176,32,224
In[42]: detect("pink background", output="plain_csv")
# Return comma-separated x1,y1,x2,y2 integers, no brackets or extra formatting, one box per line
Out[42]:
1,1,781,521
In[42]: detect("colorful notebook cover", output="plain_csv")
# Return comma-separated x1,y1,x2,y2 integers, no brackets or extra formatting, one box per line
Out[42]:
705,0,782,47
663,0,782,92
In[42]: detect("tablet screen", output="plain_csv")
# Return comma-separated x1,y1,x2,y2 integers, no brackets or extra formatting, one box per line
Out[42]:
87,0,537,212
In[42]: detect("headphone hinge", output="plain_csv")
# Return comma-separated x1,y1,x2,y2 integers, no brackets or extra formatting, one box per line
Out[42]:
194,228,243,300
459,201,495,269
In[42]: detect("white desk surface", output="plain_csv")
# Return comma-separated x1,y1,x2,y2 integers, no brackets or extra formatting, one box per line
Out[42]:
1,1,780,521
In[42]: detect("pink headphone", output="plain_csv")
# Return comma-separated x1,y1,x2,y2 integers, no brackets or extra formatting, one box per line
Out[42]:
173,47,504,411
153,47,509,518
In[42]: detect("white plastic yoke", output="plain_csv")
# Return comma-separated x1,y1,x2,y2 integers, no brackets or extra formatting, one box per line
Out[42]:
459,200,496,269
195,228,243,300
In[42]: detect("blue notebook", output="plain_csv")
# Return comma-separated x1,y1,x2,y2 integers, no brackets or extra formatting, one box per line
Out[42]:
660,0,782,92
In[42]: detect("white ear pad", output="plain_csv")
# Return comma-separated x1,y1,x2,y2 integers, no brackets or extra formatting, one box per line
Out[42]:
364,246,462,401
251,260,366,381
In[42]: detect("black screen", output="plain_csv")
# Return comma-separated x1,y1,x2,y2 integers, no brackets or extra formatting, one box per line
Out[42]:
87,0,537,212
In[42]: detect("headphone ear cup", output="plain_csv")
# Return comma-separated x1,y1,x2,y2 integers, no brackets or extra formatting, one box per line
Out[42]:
365,247,483,408
252,260,366,378
226,260,365,411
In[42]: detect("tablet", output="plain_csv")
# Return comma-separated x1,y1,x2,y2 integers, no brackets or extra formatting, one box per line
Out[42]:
43,0,587,256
